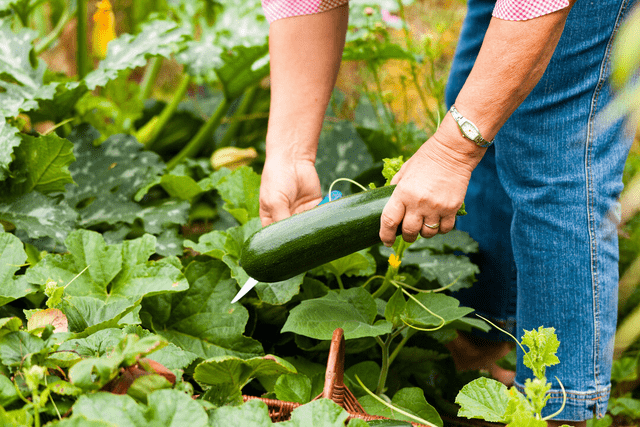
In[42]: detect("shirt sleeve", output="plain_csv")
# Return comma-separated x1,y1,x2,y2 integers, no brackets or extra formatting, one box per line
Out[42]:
262,0,348,23
492,0,570,21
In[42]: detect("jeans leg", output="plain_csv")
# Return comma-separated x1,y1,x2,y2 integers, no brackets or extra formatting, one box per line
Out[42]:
446,0,518,340
493,0,638,420
445,0,638,420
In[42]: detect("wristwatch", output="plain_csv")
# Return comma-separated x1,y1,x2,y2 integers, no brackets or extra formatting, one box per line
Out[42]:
449,105,494,148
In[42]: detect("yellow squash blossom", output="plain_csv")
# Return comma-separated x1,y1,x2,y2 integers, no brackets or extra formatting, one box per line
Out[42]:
92,0,116,59
388,254,401,269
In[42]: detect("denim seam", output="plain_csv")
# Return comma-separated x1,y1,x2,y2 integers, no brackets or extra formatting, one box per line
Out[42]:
584,0,631,395
514,381,612,418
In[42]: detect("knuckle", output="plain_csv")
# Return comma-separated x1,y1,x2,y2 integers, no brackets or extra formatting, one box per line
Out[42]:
380,213,399,229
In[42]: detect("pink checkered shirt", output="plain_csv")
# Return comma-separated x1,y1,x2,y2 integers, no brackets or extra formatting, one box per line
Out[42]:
261,0,570,23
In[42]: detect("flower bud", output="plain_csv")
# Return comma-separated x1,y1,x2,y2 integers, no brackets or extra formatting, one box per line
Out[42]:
210,147,258,170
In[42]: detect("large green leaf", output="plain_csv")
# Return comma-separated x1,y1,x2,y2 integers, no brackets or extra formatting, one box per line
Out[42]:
7,133,75,196
280,399,350,427
208,399,273,427
26,230,188,301
360,387,442,427
0,374,19,409
141,259,263,360
64,127,166,227
214,165,260,224
314,249,376,279
146,389,209,426
0,232,37,306
0,118,20,181
194,354,295,404
408,231,479,254
0,191,77,246
0,330,44,368
315,121,374,194
0,317,22,340
61,296,140,336
29,81,89,124
274,373,313,404
282,288,393,340
84,20,189,91
383,248,479,292
57,328,127,357
401,292,474,328
455,377,509,422
70,393,147,426
175,39,224,82
0,21,57,117
51,416,115,427
215,44,269,100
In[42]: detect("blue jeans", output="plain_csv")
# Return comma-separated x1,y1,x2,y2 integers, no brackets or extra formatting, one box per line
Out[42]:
445,0,638,420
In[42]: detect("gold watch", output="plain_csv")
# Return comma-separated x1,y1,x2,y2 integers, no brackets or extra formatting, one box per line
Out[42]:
449,105,494,148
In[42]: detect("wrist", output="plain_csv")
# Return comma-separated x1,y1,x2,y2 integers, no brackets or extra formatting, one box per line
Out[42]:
433,113,488,165
265,129,318,164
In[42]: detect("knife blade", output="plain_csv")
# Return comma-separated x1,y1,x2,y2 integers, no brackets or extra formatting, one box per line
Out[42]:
231,277,258,303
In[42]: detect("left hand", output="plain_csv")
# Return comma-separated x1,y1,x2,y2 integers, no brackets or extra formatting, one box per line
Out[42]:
379,126,485,246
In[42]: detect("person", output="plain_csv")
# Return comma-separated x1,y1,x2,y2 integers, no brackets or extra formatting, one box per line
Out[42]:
258,0,639,425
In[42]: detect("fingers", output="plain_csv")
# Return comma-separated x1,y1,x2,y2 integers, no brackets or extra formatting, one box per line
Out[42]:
380,198,404,246
381,184,463,245
259,194,292,226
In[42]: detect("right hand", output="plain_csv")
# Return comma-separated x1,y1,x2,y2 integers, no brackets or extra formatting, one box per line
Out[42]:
259,156,322,226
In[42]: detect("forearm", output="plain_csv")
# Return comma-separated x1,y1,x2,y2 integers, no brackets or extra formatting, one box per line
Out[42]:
437,3,577,163
266,5,348,162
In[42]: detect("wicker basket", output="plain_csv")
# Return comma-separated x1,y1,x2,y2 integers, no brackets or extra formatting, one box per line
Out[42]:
243,328,432,426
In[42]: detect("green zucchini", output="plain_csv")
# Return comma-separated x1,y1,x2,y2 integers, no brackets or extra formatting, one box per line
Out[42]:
240,185,399,282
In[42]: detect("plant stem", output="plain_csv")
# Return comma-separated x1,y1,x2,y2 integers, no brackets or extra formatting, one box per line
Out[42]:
335,274,345,290
217,85,259,148
371,239,407,299
138,74,192,150
76,0,89,79
35,9,72,55
375,335,391,395
371,265,397,299
388,327,414,365
139,56,163,103
166,97,230,170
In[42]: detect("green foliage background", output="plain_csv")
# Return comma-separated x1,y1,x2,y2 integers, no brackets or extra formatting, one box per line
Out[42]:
0,0,638,426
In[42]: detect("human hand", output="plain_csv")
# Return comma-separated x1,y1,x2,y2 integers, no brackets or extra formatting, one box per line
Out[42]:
379,127,485,246
259,156,323,226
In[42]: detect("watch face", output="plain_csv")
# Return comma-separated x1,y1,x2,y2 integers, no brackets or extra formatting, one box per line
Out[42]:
461,121,479,140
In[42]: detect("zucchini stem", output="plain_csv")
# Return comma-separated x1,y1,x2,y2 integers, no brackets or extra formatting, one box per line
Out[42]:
328,177,368,196
166,97,230,170
139,56,163,103
388,327,414,366
372,239,407,299
138,74,192,150
375,335,391,395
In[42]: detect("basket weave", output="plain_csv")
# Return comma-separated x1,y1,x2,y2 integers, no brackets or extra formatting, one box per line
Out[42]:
243,328,432,426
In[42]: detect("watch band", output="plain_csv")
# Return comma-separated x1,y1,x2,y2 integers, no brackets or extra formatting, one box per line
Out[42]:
449,105,494,148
